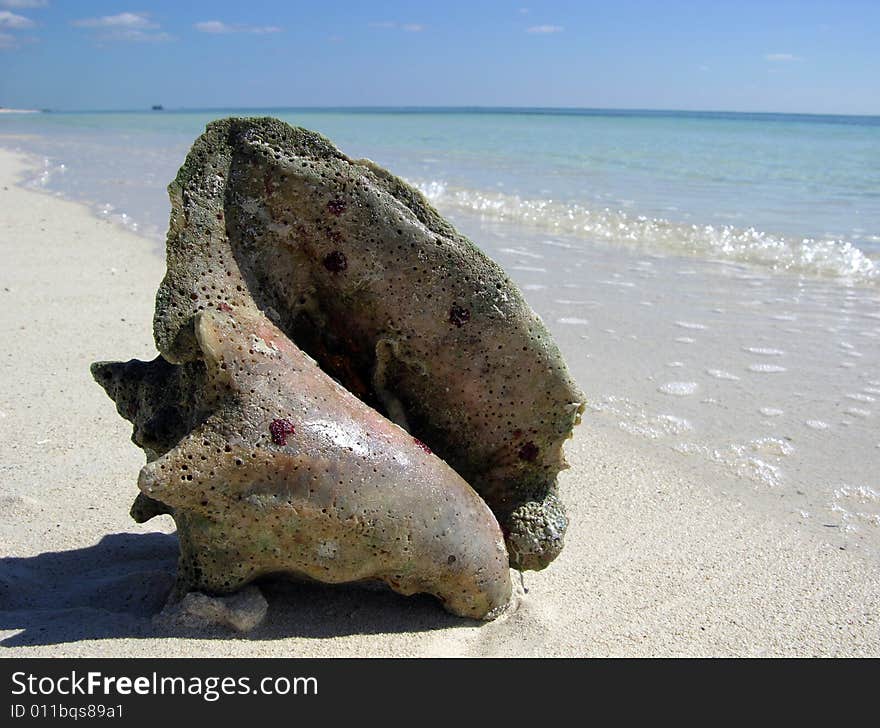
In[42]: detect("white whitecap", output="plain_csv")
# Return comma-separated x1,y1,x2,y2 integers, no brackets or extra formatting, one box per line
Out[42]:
706,369,740,381
655,414,693,434
759,407,784,417
675,321,708,330
749,437,794,457
748,364,787,373
500,247,544,260
846,393,876,403
658,381,699,396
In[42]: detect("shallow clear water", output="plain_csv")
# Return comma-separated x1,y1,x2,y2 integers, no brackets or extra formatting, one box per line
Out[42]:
2,108,879,557
469,219,880,553
1,108,879,281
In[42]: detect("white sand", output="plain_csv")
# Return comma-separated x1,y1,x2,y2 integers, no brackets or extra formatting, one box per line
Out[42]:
1,147,878,657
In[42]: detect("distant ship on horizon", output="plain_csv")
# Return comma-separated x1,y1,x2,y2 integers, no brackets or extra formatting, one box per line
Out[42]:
151,104,164,111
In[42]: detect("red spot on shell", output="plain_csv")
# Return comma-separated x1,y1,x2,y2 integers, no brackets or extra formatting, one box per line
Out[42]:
413,437,432,454
518,442,539,462
449,304,470,327
269,418,296,446
217,302,233,313
323,250,348,273
327,198,346,216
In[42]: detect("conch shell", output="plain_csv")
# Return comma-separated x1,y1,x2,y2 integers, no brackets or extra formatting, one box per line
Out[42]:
94,309,511,619
93,117,585,621
152,117,584,570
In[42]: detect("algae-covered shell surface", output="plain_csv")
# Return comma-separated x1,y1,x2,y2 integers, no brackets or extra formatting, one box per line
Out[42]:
93,117,584,621
155,118,585,567
97,310,512,619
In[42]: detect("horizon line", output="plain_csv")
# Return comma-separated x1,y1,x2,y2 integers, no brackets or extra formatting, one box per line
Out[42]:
14,105,880,120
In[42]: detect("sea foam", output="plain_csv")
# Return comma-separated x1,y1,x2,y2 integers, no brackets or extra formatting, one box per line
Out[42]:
414,180,879,285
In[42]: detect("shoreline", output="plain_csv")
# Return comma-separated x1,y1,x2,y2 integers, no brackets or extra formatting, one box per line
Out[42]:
0,136,171,253
1,147,878,656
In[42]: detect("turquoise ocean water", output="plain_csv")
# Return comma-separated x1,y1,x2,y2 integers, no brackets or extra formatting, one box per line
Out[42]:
1,107,879,283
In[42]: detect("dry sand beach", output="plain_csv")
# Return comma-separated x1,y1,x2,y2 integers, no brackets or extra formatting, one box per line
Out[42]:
1,146,879,657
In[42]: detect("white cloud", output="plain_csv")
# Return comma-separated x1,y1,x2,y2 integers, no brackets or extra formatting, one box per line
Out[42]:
72,13,174,43
0,0,47,8
107,29,172,43
527,25,563,34
765,53,803,62
369,21,425,32
73,13,158,30
194,20,282,35
0,9,34,28
195,20,232,34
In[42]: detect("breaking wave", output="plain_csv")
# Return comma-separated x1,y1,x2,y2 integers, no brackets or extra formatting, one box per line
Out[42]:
413,179,879,285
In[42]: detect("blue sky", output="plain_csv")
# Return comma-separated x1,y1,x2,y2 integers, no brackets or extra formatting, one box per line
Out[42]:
1,1,878,114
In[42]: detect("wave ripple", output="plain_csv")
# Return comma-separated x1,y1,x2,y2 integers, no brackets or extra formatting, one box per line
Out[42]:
414,180,878,285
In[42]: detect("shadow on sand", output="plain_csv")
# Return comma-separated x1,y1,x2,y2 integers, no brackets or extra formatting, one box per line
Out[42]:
0,532,472,648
